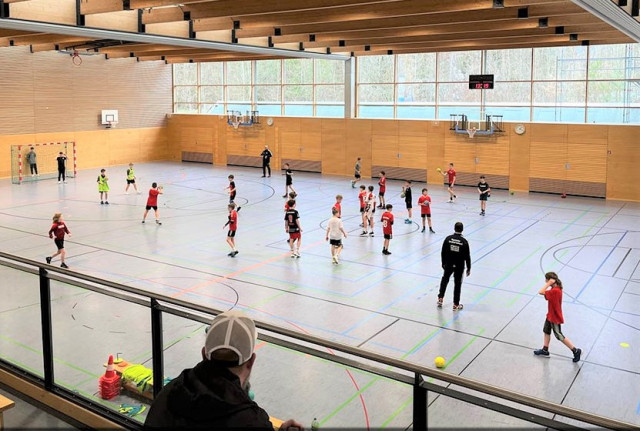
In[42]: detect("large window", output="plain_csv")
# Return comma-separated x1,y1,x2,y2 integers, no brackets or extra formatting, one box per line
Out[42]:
173,58,345,118
174,43,640,124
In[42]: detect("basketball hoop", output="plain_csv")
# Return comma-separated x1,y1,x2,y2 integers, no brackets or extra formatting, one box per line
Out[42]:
107,121,117,129
467,127,477,139
232,119,240,130
71,50,82,66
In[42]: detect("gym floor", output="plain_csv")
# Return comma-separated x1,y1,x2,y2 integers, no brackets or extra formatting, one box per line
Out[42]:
1,161,639,429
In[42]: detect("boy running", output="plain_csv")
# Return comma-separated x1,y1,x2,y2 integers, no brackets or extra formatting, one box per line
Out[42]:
441,162,457,202
125,163,140,194
333,194,343,218
282,163,296,198
351,157,362,188
534,272,582,362
224,203,239,257
418,188,435,233
358,185,367,233
47,213,70,268
402,180,413,224
284,192,296,212
377,171,386,208
97,169,110,204
381,204,394,255
478,175,490,216
225,174,237,204
142,182,163,225
285,199,302,258
326,207,347,264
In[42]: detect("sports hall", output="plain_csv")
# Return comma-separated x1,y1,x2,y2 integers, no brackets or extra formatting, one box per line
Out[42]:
0,0,639,430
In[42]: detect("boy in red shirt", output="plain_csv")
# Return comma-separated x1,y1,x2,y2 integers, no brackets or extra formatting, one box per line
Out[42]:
534,272,581,362
333,194,343,218
358,185,367,232
142,182,163,225
381,204,394,255
377,171,386,209
46,212,70,268
418,188,435,234
224,203,239,257
440,162,457,203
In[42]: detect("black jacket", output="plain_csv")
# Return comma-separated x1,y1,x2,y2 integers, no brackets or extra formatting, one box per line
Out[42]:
144,360,273,430
441,233,471,270
261,149,272,163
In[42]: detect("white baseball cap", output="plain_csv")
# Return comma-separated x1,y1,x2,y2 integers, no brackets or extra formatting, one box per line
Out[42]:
204,311,257,365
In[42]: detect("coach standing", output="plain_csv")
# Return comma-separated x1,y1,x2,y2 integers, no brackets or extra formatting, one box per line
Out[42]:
437,221,471,311
260,145,273,177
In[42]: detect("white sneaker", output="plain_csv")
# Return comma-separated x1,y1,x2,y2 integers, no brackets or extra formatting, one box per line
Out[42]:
58,181,61,184
332,255,338,264
125,191,129,195
63,181,67,184
137,191,141,194
291,253,296,258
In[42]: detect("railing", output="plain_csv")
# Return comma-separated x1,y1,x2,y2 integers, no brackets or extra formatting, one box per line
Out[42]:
0,251,635,430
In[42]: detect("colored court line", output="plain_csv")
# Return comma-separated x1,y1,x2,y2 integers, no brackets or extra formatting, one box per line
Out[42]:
636,399,640,415
574,231,628,300
554,210,589,237
380,396,413,428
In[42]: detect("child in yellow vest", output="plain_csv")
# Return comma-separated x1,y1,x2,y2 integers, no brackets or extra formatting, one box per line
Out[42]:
98,169,110,204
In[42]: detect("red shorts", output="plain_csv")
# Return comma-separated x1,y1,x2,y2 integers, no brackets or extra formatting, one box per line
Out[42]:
289,232,301,240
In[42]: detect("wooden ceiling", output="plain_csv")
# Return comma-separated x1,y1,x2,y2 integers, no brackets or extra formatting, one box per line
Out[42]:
0,0,635,63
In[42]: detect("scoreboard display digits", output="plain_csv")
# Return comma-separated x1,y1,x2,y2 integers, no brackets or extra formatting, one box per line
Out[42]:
469,74,494,90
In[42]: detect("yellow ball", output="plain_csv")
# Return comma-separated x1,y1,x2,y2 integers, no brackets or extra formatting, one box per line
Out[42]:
436,167,442,172
434,356,446,368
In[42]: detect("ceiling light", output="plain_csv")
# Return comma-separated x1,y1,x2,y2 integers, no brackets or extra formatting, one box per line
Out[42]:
493,0,505,8
538,18,548,28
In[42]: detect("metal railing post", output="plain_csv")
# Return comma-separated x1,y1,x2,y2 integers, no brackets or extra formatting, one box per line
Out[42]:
413,373,427,431
39,267,54,391
150,299,164,398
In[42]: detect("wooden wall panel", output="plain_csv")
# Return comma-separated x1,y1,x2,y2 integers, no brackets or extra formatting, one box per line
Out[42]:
0,47,171,135
169,115,640,202
345,119,371,178
9,0,75,24
606,126,640,201
84,10,139,32
508,128,531,191
529,141,567,180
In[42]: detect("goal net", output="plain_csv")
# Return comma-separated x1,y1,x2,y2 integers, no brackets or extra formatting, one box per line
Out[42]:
11,142,77,184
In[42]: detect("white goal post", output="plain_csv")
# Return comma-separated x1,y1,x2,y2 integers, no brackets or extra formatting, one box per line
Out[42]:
11,141,77,184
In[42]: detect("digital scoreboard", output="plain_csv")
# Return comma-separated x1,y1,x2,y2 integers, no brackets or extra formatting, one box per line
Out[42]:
469,74,494,89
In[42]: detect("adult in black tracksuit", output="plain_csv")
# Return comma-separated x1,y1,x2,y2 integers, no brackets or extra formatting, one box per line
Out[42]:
260,145,273,177
438,221,471,310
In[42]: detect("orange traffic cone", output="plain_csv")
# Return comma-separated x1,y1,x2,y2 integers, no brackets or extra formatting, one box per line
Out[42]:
99,354,121,400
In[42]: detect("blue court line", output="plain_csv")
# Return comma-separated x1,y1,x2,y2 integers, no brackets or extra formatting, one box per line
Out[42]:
574,231,628,301
636,399,640,415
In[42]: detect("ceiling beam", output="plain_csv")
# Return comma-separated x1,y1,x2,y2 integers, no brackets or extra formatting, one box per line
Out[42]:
221,2,588,35
264,13,603,45
301,23,613,49
140,6,185,25
0,17,349,60
80,0,125,15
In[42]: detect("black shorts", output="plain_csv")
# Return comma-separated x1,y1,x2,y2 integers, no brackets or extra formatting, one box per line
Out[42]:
479,194,488,201
405,202,412,209
229,193,236,201
360,207,365,213
329,239,342,246
286,179,292,186
54,239,64,250
421,213,431,218
446,183,454,188
384,234,392,240
354,173,361,179
227,230,236,238
379,191,385,197
146,205,158,210
127,179,135,184
543,319,565,341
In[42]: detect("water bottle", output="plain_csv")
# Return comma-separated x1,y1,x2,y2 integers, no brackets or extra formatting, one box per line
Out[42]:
311,417,320,431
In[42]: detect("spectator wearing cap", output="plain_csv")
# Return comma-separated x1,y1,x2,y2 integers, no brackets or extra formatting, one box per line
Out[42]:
144,311,303,430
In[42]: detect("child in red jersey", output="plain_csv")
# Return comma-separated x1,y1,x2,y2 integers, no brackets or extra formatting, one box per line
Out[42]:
440,162,457,202
381,204,394,255
534,272,582,362
358,185,367,233
418,188,435,234
142,182,163,225
285,200,302,258
46,212,71,268
377,171,386,209
333,194,343,218
224,203,239,257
